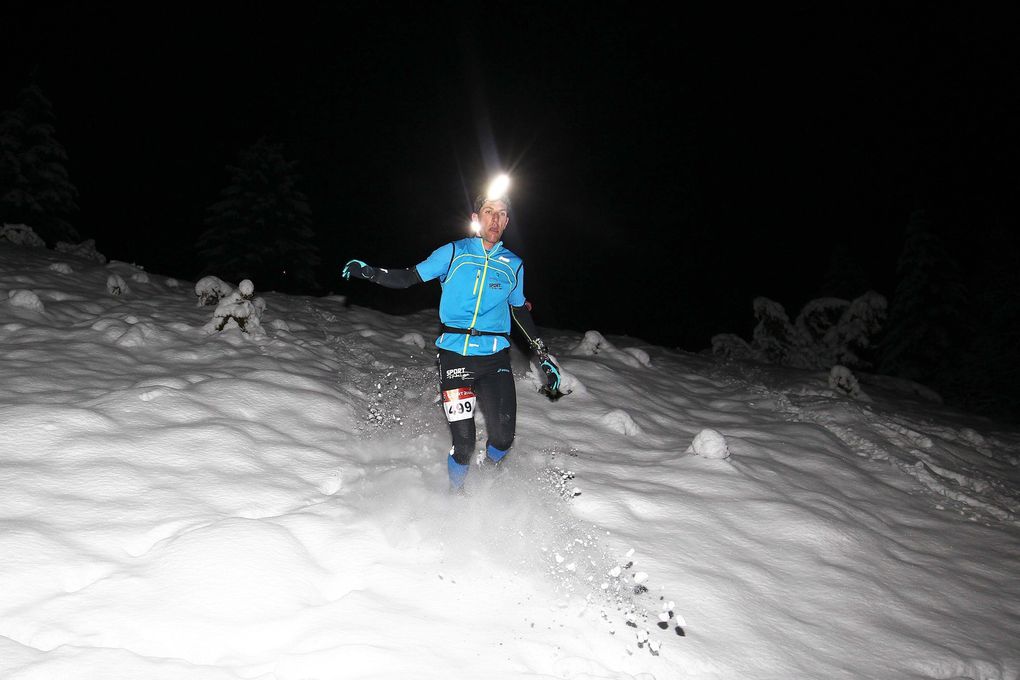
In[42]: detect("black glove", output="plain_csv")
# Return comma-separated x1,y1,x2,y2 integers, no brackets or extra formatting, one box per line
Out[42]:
342,259,377,282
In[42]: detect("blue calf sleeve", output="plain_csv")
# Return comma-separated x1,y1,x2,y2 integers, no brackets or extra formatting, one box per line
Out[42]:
448,454,469,490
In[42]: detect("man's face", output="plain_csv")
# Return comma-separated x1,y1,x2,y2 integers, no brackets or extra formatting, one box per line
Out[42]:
474,199,509,248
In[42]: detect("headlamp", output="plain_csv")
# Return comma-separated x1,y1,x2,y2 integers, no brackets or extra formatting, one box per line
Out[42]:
468,174,512,236
486,174,511,201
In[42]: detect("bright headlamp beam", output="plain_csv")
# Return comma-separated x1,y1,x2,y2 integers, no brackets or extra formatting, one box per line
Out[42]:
486,174,511,201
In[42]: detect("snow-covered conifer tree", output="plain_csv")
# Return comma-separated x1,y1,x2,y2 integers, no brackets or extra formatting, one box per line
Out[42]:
715,291,886,371
794,292,886,369
817,240,870,300
0,84,79,245
944,220,1020,420
829,291,886,368
879,210,966,382
751,297,808,367
0,106,25,217
196,138,320,293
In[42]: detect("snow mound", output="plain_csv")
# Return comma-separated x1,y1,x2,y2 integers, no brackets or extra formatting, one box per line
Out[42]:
398,332,427,348
114,321,176,347
7,289,45,312
685,428,730,459
623,346,652,367
106,273,130,296
600,409,642,436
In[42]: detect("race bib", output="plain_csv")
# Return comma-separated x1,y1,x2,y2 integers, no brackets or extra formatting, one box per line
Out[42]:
442,387,476,422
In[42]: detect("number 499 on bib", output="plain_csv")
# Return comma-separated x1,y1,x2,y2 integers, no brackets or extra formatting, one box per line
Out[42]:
442,387,476,422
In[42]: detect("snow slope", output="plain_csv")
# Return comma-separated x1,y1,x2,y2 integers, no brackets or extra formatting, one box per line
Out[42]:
1,241,1018,680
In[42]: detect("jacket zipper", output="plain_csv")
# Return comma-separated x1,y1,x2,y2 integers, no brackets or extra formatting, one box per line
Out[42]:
463,241,494,354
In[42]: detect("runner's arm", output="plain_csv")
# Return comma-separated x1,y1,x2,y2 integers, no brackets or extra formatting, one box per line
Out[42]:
343,260,423,289
372,267,422,289
511,304,546,354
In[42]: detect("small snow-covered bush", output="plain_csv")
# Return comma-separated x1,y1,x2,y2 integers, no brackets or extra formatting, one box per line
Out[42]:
7,289,45,312
48,262,73,274
195,275,234,306
1,224,46,247
711,333,755,361
206,279,266,334
570,330,649,368
130,271,150,284
55,239,107,263
829,365,863,399
713,292,887,371
165,278,180,288
573,330,614,356
107,274,130,296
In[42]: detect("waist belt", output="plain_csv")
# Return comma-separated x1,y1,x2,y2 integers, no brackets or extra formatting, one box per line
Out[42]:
441,324,510,340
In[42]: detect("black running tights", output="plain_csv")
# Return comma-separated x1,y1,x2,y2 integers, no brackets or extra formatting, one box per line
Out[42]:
438,348,517,465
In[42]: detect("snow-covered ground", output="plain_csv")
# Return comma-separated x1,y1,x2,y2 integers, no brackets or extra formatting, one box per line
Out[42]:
1,241,1018,680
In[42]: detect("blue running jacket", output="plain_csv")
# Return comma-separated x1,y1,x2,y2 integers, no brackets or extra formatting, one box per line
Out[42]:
415,238,526,356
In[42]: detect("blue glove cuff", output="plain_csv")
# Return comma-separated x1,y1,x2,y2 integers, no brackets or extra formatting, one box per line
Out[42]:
342,259,369,280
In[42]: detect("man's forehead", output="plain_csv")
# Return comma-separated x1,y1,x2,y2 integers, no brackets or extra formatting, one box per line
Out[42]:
481,199,509,211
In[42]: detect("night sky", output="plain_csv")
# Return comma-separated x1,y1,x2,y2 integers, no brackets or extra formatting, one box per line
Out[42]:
3,3,1017,352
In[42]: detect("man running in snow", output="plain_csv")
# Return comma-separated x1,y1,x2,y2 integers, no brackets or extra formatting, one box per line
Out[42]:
342,190,563,491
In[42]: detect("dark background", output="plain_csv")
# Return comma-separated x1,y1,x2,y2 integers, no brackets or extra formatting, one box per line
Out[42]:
2,3,1017,361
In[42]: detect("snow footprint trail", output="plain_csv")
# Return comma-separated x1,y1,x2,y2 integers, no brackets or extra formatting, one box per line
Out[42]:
708,360,1020,523
784,397,1020,523
467,458,686,655
348,440,685,663
872,415,1020,522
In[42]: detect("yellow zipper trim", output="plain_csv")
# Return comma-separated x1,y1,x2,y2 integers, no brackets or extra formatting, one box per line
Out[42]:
463,241,493,354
